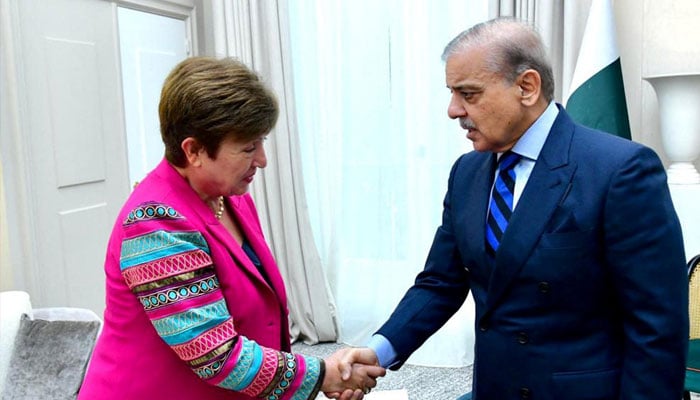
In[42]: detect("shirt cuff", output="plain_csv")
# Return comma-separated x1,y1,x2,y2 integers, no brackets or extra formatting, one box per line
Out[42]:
367,334,398,368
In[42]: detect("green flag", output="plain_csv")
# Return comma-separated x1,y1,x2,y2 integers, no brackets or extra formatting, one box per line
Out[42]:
565,0,632,140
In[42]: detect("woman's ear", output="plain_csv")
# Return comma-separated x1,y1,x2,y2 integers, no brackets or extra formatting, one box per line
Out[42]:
181,137,203,167
517,69,542,106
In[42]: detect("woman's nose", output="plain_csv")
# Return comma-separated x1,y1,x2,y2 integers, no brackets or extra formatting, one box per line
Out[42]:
254,146,267,168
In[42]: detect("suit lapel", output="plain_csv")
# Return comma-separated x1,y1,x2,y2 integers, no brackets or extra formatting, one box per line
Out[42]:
485,107,578,312
227,197,287,305
464,153,498,269
185,193,280,303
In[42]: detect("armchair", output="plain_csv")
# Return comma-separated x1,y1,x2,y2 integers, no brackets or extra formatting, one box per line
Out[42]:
684,254,700,400
0,291,101,399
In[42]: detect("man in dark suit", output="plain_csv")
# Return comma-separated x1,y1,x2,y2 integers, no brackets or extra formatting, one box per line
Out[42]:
362,17,688,399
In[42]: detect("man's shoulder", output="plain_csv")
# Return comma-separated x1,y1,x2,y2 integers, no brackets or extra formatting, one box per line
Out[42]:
563,123,668,180
568,122,646,155
553,106,643,152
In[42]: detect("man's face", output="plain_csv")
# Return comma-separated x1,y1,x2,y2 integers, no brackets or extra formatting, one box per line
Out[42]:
445,45,527,153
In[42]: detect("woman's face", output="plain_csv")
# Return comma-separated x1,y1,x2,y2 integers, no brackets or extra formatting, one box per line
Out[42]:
189,135,268,199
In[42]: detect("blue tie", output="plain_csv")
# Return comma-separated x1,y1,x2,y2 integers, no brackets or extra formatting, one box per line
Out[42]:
486,151,521,256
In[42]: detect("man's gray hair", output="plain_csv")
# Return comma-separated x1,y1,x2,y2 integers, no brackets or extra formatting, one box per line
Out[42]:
442,17,554,102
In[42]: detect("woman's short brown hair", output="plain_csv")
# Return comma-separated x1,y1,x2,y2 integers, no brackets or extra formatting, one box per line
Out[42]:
159,57,279,167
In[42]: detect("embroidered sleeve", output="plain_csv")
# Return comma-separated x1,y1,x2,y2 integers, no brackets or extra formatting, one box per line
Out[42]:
120,201,323,399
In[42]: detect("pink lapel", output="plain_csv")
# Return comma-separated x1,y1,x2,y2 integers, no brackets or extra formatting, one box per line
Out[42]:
218,195,288,307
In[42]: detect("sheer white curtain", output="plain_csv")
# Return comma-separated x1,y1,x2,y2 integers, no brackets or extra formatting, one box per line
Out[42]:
287,0,487,367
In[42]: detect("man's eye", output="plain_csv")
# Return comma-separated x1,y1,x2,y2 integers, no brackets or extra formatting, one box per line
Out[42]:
244,146,256,153
461,91,474,99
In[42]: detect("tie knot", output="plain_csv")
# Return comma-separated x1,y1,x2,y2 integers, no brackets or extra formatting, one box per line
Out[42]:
498,151,521,172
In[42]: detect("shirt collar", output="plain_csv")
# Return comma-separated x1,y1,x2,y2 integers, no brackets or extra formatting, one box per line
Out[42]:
511,101,558,161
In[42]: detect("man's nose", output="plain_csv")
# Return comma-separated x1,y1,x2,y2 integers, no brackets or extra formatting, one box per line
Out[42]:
447,95,465,120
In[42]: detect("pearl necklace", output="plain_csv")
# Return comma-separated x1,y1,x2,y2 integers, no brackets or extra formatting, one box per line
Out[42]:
210,196,224,220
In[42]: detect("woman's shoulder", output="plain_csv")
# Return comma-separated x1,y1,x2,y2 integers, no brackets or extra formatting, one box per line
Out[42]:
121,200,186,227
115,182,199,242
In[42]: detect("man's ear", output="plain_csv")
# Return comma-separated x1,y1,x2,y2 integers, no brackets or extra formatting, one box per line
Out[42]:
517,69,542,106
181,137,204,167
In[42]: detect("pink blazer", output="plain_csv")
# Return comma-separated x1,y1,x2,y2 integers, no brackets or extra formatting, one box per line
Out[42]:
79,159,322,399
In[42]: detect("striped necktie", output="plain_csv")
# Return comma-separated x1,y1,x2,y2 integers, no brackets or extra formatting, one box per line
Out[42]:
486,151,521,256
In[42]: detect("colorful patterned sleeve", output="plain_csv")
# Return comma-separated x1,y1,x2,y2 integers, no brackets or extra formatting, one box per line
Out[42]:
120,201,324,399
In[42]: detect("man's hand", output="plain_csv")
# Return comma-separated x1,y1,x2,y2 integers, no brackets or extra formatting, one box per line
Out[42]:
322,347,386,400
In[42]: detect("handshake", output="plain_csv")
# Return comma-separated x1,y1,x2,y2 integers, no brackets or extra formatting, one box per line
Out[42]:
321,347,387,399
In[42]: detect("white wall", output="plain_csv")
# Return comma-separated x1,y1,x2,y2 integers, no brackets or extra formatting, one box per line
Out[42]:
615,0,700,260
0,158,10,291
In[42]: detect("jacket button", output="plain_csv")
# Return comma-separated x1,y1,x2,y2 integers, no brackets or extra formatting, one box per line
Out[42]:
520,387,531,399
517,332,528,344
538,281,550,293
479,322,489,331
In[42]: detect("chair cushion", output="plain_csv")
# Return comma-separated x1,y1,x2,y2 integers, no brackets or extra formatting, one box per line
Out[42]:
686,339,700,392
1,314,100,399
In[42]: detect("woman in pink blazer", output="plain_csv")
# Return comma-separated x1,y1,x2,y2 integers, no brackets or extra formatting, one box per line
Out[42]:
79,57,384,400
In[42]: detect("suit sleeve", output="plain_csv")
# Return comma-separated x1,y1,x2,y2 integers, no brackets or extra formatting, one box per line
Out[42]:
118,201,324,399
603,147,688,399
